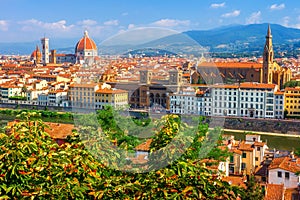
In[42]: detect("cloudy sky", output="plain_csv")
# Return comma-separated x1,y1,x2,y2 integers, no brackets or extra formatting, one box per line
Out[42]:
0,0,299,43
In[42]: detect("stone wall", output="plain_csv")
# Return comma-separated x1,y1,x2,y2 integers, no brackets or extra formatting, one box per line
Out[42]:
221,117,300,134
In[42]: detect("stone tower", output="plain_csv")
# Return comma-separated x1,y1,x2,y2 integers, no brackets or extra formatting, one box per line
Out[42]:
262,24,274,84
41,37,50,65
169,70,182,85
140,70,152,84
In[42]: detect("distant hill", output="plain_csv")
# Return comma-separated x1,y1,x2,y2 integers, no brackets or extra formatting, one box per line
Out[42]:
184,23,300,54
99,23,300,57
1,23,300,57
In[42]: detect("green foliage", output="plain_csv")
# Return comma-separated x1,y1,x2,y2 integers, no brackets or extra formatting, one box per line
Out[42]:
0,112,106,198
0,109,74,124
283,80,300,88
0,111,262,199
243,176,264,200
8,96,27,101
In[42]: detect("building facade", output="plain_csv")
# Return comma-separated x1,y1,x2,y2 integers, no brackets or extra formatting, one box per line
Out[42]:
95,84,128,109
284,87,300,117
68,83,98,110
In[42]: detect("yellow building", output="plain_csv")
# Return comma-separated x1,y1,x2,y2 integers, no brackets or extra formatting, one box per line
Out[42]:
95,84,128,110
69,83,98,109
284,87,300,117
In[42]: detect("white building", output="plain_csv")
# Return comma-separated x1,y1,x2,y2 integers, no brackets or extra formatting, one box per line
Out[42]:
274,91,285,119
170,87,199,115
268,156,300,189
38,93,49,106
48,90,68,106
208,82,282,119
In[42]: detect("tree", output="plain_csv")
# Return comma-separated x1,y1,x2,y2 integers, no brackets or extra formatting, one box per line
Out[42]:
0,112,108,199
243,176,264,200
0,111,261,199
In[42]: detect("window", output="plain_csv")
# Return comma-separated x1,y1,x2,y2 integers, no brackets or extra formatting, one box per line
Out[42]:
285,172,290,179
241,163,246,170
255,157,258,161
277,171,282,178
257,147,260,151
230,155,234,163
242,152,247,158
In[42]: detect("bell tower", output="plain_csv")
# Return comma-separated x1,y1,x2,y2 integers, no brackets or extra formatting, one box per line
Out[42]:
41,37,50,65
262,24,274,84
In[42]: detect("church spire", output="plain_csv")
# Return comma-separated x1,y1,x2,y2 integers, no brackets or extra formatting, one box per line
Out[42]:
267,23,272,37
262,24,274,84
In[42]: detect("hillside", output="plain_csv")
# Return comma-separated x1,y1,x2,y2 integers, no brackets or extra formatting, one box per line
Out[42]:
1,23,300,57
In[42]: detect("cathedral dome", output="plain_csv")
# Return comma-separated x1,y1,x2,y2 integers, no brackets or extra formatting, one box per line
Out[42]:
31,46,41,58
75,30,97,53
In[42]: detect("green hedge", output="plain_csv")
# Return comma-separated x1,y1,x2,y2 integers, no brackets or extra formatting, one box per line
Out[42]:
0,109,74,124
8,96,27,101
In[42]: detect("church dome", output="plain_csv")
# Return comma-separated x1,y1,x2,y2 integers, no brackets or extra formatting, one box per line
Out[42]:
30,45,41,61
75,30,97,53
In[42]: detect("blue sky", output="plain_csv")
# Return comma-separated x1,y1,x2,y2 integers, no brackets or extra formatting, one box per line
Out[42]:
0,0,299,43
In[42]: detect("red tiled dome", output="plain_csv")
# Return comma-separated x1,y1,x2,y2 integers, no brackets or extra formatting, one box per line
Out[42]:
31,46,41,58
75,31,97,53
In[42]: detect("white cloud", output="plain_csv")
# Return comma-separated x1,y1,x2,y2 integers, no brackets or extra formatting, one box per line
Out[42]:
77,19,97,26
0,20,8,31
283,16,290,26
104,20,119,26
221,10,240,18
128,24,135,29
270,3,285,11
151,19,190,27
246,11,261,24
210,2,225,8
19,19,74,31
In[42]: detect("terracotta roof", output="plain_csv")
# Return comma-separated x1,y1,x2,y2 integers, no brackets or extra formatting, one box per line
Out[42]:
238,141,254,151
285,87,300,91
254,141,266,147
69,83,98,88
211,84,239,89
7,121,74,139
134,139,153,151
229,149,242,155
95,88,127,94
239,82,276,89
222,176,247,188
198,62,262,69
44,122,74,139
75,31,97,52
264,184,284,200
284,188,300,200
268,156,300,173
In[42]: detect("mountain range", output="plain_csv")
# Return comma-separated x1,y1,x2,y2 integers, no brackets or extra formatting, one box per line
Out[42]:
1,23,300,57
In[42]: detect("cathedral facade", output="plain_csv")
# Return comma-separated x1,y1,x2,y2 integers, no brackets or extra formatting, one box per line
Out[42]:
261,24,291,88
191,25,291,89
31,30,98,66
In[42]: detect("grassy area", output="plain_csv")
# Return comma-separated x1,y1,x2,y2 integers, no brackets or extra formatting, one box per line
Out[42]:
223,130,300,151
0,109,74,129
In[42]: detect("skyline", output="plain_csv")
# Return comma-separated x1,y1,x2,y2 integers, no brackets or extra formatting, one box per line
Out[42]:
0,0,299,43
